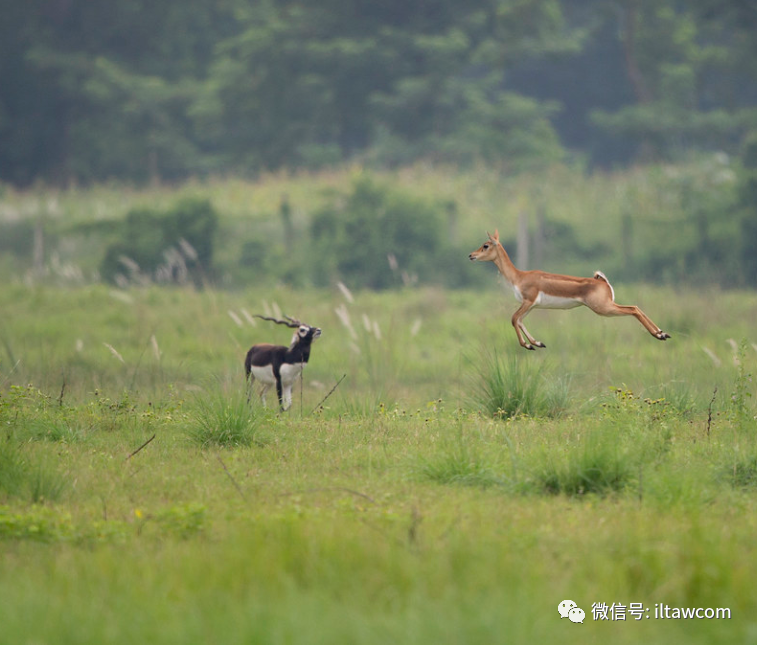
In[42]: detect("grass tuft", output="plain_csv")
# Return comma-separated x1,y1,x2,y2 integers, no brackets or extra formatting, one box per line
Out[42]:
527,432,635,497
0,441,67,503
470,351,570,419
185,389,266,448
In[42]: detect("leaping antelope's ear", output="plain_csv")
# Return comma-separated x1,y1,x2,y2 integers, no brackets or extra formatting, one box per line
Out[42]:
488,229,499,243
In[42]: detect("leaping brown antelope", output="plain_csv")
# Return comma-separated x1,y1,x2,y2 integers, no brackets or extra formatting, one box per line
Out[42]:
468,230,670,350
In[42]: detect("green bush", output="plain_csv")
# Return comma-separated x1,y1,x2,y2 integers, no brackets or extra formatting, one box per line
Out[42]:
101,197,218,286
309,176,454,289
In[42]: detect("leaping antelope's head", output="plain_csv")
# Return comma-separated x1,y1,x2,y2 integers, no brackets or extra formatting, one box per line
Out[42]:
468,230,500,262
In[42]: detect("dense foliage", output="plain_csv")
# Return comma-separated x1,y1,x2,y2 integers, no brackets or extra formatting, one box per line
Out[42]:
2,0,757,185
100,198,218,286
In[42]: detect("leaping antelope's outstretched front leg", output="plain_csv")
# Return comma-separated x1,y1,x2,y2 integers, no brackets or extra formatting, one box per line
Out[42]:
511,301,546,350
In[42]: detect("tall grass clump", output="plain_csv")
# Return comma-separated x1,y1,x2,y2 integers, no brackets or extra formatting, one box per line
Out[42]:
526,430,636,497
0,441,67,503
185,389,265,448
0,441,27,499
416,444,510,489
470,351,569,419
414,424,517,489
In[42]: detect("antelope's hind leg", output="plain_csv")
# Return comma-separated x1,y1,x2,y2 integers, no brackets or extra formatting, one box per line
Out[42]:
589,299,670,341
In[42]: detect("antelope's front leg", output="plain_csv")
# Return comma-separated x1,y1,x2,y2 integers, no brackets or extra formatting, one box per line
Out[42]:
281,384,293,411
511,302,544,350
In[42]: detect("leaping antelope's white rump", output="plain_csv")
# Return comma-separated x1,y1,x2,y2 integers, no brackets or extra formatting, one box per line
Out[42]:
468,230,670,350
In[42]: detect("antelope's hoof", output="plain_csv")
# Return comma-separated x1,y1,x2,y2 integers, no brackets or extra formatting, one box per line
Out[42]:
656,331,671,340
534,341,546,349
523,344,536,351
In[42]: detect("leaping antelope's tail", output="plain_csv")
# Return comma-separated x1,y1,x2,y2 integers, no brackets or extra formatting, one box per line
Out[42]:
593,270,615,301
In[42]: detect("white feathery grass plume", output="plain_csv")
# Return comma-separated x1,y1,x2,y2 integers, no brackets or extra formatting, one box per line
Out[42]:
410,318,422,337
228,310,243,327
336,281,354,303
261,300,272,317
118,255,140,274
362,313,372,333
350,342,361,355
75,339,84,353
103,342,125,364
240,308,257,326
727,338,740,366
272,301,283,320
387,253,398,272
150,334,161,361
702,346,721,367
372,320,382,341
334,304,357,340
178,237,198,261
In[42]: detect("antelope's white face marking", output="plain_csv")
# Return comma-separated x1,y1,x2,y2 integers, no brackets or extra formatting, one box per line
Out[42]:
293,325,321,345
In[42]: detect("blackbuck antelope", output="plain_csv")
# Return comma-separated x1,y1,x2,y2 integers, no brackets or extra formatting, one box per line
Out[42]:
245,315,322,410
468,230,670,350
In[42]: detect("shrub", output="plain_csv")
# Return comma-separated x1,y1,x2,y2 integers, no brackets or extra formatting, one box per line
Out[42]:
101,197,218,286
309,175,452,289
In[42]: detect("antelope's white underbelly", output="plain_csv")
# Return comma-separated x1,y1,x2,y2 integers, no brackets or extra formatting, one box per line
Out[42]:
534,291,582,309
250,363,303,385
250,365,276,385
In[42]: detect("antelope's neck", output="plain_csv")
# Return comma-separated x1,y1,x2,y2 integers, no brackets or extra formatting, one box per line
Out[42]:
494,243,521,285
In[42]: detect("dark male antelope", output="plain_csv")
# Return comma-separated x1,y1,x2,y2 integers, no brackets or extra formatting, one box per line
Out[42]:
468,229,670,350
245,315,321,410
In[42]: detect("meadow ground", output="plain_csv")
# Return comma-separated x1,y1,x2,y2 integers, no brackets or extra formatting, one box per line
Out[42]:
1,282,756,644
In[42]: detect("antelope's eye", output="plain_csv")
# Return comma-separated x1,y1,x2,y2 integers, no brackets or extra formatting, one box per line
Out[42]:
483,244,489,249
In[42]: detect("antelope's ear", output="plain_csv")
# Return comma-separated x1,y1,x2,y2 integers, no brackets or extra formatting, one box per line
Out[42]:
489,229,499,243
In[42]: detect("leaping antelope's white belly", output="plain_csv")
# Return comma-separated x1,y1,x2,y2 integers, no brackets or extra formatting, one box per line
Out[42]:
512,284,581,310
534,291,582,310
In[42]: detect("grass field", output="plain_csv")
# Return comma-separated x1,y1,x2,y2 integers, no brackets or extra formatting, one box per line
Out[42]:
0,280,756,644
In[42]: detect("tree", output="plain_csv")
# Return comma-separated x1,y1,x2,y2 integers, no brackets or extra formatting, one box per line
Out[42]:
197,0,574,171
591,0,757,160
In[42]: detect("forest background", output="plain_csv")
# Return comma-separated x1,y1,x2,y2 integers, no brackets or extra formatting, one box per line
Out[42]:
2,0,757,291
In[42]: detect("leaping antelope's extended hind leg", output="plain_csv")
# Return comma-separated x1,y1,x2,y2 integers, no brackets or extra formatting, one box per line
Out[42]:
584,291,670,340
602,303,670,340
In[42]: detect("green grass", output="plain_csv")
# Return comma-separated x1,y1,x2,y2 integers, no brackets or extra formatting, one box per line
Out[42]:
185,384,267,447
0,283,755,644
